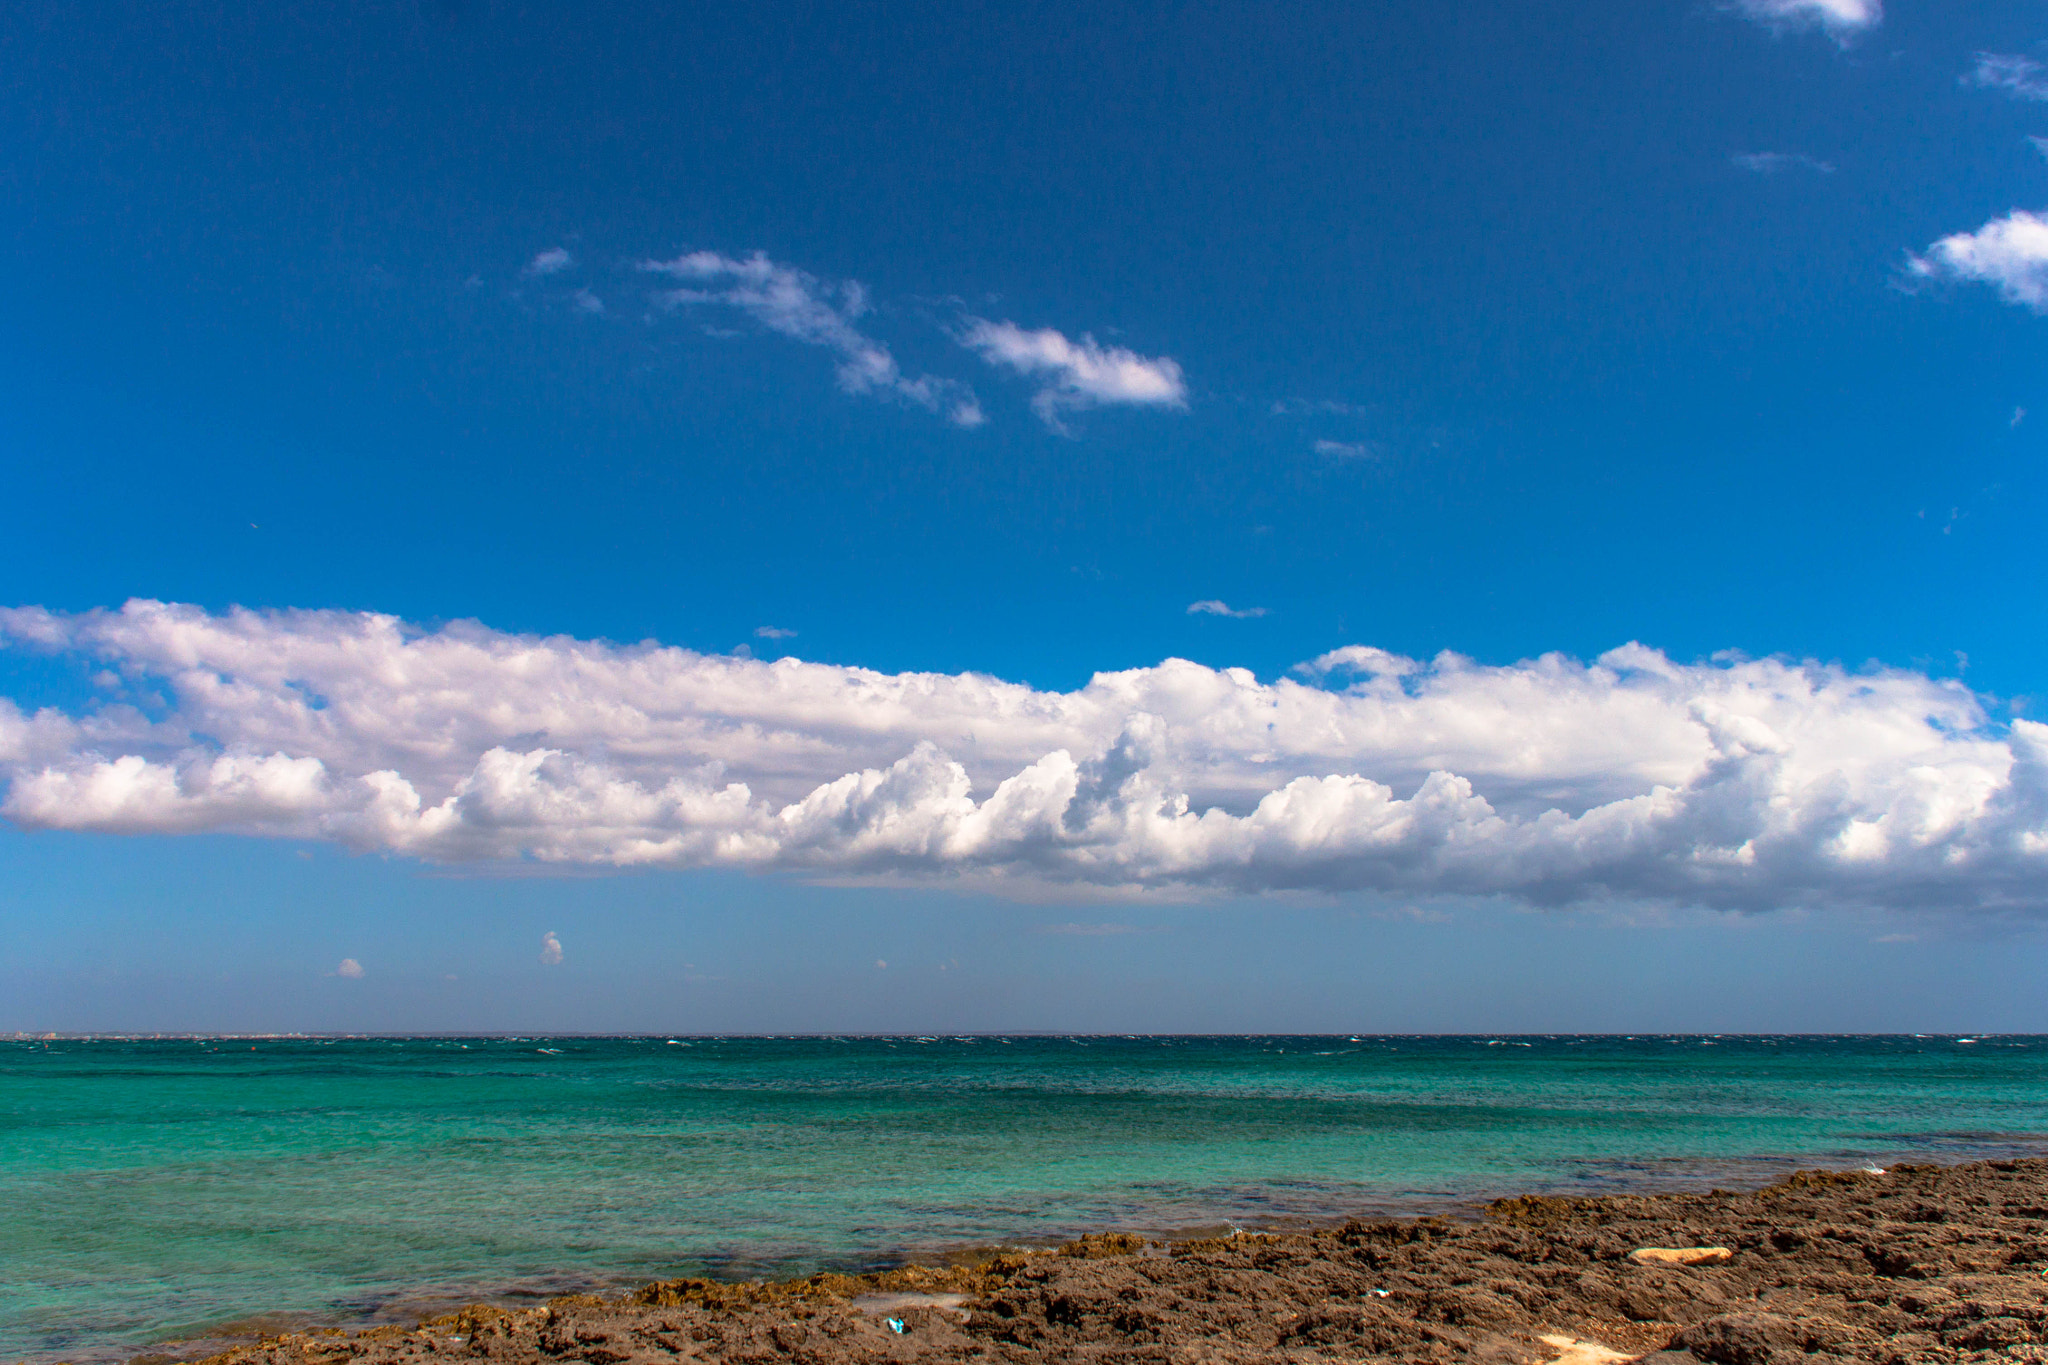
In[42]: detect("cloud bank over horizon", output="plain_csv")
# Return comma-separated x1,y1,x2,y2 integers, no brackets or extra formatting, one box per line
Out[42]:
1,601,2043,913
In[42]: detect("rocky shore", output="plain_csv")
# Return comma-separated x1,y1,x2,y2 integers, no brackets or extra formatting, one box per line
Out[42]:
192,1159,2048,1365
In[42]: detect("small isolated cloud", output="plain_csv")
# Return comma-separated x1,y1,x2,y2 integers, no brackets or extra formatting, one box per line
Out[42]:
1731,151,1835,175
1187,600,1268,619
1909,210,2048,311
571,288,606,316
640,251,983,426
1272,397,1366,417
539,931,563,966
2033,137,2048,163
1967,54,2048,102
754,626,797,640
1874,932,1918,943
336,958,364,978
1733,0,1879,39
526,247,575,277
1371,905,1453,924
1039,922,1155,935
875,959,887,969
1313,439,1374,459
961,319,1186,432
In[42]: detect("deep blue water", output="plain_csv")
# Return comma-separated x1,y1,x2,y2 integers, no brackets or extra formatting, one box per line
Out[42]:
5,1034,2047,1363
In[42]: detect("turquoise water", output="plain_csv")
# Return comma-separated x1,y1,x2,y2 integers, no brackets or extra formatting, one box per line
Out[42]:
5,1035,2048,1363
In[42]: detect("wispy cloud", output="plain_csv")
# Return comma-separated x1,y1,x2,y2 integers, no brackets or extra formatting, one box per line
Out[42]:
539,931,563,965
525,247,575,277
1271,398,1367,417
1731,151,1835,175
755,626,797,640
1733,0,1880,39
1966,53,2048,102
640,251,985,427
9,600,2048,912
571,288,606,315
1909,210,2048,311
1186,600,1267,619
1312,439,1374,459
961,320,1186,432
1038,922,1158,935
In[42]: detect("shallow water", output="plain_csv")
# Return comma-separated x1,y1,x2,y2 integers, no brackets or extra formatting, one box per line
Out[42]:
5,1034,2047,1363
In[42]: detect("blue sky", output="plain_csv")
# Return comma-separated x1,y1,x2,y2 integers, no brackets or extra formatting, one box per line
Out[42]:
6,0,2048,1032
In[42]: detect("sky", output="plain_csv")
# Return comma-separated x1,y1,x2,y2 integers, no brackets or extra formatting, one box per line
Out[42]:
6,0,2048,1033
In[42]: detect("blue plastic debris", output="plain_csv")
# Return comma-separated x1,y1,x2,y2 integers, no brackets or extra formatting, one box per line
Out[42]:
885,1317,906,1334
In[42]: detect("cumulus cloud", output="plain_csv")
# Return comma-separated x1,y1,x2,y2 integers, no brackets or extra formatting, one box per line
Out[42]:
961,320,1186,431
1186,600,1268,620
1733,0,1879,39
526,247,575,277
1909,211,2048,311
1967,54,2048,102
337,958,364,978
540,931,563,966
640,251,984,426
4,600,2048,913
1731,152,1835,175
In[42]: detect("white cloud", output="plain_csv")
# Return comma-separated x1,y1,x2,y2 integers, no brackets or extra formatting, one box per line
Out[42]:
571,288,606,315
1967,54,2048,102
526,247,574,277
540,931,563,966
1312,439,1374,459
1909,210,2048,311
640,251,983,426
1186,600,1268,619
961,319,1186,431
5,600,2048,913
1297,646,1421,679
1734,0,1879,39
755,626,798,640
337,958,364,978
1731,152,1835,175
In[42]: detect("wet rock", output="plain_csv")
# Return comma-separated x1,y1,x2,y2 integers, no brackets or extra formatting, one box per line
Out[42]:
1675,1311,1802,1365
189,1158,2048,1365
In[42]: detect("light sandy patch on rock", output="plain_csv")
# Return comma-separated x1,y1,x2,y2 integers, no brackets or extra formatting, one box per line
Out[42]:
1627,1246,1734,1266
1539,1334,1635,1365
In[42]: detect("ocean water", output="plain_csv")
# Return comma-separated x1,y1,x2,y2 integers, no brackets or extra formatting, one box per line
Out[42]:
5,1035,2047,1363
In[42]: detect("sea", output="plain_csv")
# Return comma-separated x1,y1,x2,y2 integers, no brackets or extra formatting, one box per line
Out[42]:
6,1034,2048,1364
